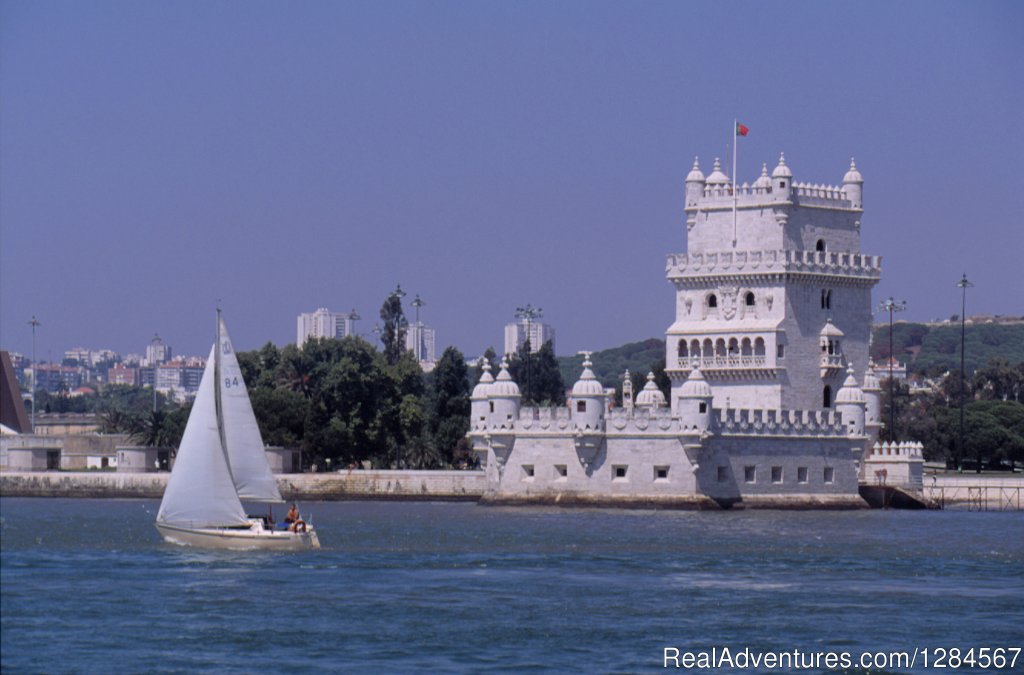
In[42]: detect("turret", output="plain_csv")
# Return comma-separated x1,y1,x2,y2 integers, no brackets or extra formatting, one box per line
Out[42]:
488,358,521,429
771,152,793,202
677,366,714,431
470,358,495,432
752,163,772,194
842,158,863,210
570,352,606,431
634,372,667,409
862,360,882,443
834,365,866,436
685,156,706,208
621,369,635,415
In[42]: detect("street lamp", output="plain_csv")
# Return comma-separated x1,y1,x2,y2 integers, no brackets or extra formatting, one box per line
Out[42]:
349,309,361,338
28,316,40,431
956,273,974,472
876,297,906,442
411,295,426,362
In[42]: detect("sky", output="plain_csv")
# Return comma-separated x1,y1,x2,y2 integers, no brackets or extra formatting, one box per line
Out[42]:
2,0,1022,363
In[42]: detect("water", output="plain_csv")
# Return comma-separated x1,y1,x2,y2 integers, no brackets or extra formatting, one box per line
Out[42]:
2,499,1022,674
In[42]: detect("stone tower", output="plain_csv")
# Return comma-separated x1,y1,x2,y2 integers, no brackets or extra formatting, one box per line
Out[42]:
666,154,881,411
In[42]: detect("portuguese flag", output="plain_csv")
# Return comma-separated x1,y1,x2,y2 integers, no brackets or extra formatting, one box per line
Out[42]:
736,122,749,137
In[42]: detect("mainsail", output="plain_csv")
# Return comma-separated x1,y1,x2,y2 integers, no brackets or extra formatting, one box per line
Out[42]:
217,317,284,503
156,344,249,528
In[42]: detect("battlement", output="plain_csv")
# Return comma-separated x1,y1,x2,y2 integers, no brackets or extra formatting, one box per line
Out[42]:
716,407,847,437
865,441,924,460
666,249,882,281
694,181,853,209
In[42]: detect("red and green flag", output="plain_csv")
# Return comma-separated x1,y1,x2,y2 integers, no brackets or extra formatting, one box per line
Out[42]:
736,122,749,137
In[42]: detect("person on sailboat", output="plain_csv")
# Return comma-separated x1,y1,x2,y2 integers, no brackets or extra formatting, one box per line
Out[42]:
284,503,306,533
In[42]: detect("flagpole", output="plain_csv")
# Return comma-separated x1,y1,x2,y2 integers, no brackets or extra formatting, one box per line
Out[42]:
732,118,738,247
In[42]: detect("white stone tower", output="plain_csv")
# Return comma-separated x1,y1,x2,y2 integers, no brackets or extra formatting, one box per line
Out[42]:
666,154,881,411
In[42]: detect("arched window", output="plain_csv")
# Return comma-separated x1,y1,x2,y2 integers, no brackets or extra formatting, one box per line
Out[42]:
741,338,752,356
691,340,701,358
678,340,688,357
728,338,739,355
821,289,832,310
745,291,755,307
715,339,726,356
815,239,826,252
754,338,766,356
823,385,832,409
708,294,718,308
702,339,713,358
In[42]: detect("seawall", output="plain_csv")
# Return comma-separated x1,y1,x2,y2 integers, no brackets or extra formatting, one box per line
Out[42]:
0,470,487,501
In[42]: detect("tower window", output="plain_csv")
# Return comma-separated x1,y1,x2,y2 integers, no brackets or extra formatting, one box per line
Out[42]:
699,402,707,413
577,401,586,413
744,466,756,483
489,402,494,413
708,294,718,308
815,239,826,252
824,467,835,484
821,289,832,309
678,340,688,357
777,344,785,359
780,181,786,188
823,385,832,409
745,292,755,307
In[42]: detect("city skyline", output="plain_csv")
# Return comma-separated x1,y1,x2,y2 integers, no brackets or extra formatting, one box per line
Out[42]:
2,2,1022,361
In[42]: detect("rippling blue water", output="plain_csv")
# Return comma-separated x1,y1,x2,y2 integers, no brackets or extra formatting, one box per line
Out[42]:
2,498,1022,674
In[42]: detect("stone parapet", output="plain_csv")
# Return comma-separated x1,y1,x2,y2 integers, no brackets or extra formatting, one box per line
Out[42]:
716,408,846,437
666,249,882,282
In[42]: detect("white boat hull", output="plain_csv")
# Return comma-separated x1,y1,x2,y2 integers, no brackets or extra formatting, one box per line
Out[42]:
156,519,321,551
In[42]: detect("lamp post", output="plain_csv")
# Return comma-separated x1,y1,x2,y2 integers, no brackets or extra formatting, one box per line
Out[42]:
28,316,40,431
956,273,974,472
349,309,361,338
876,297,906,441
411,295,426,362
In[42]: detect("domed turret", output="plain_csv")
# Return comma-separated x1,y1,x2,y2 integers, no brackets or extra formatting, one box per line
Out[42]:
771,152,792,202
470,358,495,430
678,366,714,431
685,156,706,207
571,352,606,431
752,163,772,192
705,157,731,185
842,158,863,209
635,372,667,409
488,357,521,428
835,366,866,436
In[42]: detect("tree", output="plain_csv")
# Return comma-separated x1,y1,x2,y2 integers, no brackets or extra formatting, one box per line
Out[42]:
472,346,499,384
429,346,471,464
508,339,564,406
379,290,408,366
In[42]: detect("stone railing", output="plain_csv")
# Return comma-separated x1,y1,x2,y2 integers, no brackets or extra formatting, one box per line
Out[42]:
666,249,882,279
676,355,768,370
716,408,846,437
820,353,844,369
695,181,852,208
791,181,850,206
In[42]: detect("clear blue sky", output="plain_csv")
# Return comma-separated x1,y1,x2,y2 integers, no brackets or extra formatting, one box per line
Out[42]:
2,0,1022,362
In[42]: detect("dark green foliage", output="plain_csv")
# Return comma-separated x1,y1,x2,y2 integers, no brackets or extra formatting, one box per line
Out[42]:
379,292,408,366
557,338,665,390
429,347,471,464
130,408,188,448
508,340,565,406
472,346,499,384
870,322,1024,376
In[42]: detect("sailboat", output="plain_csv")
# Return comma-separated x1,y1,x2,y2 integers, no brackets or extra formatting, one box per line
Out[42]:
155,312,320,550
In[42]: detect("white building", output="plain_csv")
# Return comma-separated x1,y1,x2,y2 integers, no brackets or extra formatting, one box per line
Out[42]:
504,319,555,355
469,154,921,508
145,335,171,367
297,308,357,347
405,322,437,371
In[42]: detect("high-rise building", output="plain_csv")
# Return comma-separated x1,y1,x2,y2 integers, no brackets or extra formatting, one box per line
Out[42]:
297,308,357,347
504,319,555,356
145,334,171,367
405,322,437,369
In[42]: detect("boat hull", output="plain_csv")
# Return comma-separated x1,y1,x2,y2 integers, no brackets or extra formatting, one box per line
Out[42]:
156,520,321,551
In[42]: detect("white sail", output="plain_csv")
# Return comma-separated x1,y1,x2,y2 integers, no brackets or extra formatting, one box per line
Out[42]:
217,317,284,503
157,344,249,528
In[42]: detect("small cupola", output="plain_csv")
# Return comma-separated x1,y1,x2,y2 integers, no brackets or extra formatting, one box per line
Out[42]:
685,156,706,207
752,162,772,191
470,358,495,429
488,357,521,428
705,157,731,185
834,365,867,436
771,152,793,179
771,152,792,201
842,158,864,209
677,366,714,431
634,372,667,409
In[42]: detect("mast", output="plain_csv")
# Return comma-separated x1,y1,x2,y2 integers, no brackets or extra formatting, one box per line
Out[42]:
214,307,236,485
